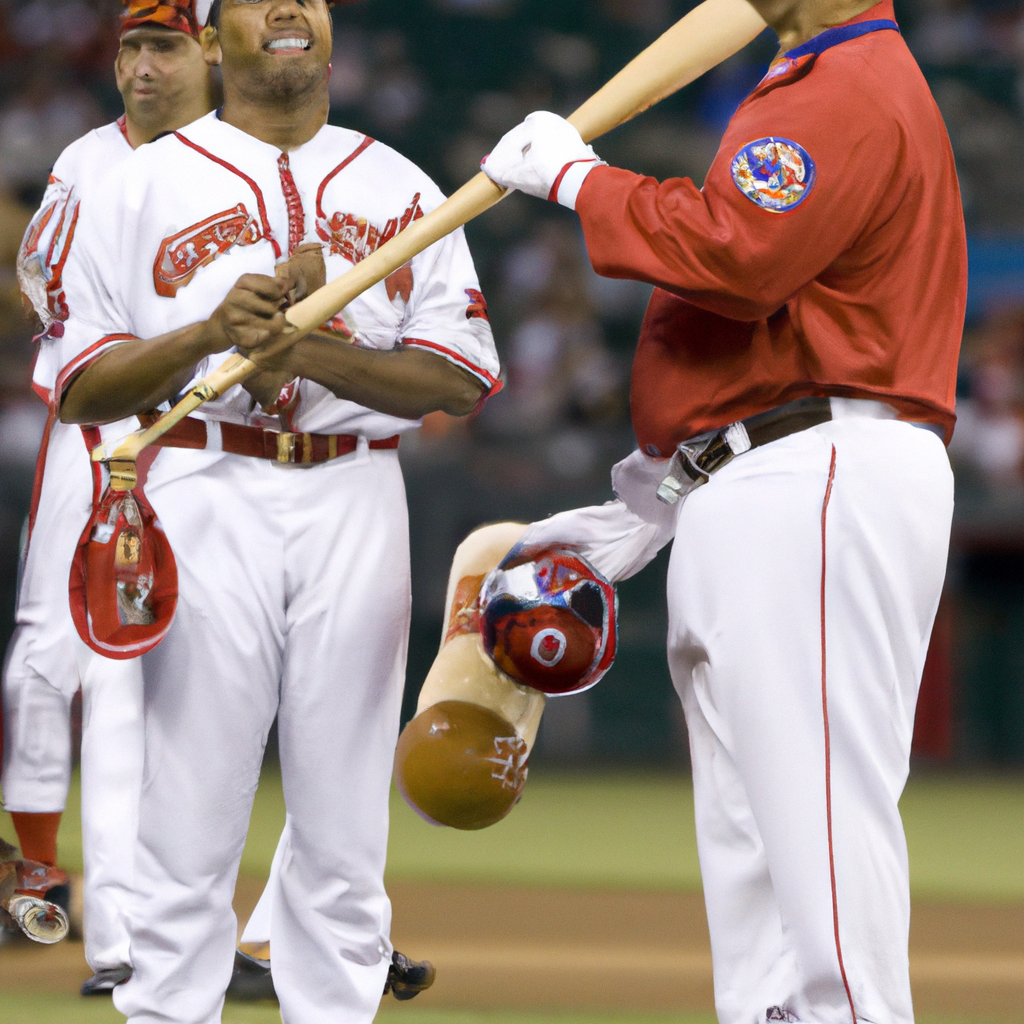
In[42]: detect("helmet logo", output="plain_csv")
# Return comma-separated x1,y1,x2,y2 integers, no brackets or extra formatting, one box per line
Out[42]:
531,628,566,667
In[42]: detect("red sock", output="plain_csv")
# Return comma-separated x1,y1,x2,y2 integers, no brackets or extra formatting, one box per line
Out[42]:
10,812,62,866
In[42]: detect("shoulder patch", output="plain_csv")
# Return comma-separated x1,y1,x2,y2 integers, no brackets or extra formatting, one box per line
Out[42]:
730,138,816,214
18,177,80,325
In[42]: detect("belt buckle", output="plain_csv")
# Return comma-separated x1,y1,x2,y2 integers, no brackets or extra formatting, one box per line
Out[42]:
277,432,296,463
656,438,712,506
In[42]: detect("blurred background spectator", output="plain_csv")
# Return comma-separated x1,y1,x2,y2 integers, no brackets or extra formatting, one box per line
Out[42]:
1,0,1024,767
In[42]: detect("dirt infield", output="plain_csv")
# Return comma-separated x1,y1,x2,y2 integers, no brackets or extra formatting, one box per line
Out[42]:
1,879,1022,1020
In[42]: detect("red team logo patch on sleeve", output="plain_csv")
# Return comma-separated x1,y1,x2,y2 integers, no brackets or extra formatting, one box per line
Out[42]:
153,204,262,297
731,138,816,213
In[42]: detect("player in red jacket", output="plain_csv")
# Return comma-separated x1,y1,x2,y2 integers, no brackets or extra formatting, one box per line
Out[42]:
483,2,965,1022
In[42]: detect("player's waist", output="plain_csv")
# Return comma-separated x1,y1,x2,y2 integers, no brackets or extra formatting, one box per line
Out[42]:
139,414,400,464
656,396,940,505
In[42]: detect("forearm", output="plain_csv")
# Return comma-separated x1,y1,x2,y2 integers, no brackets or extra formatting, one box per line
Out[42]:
60,323,215,425
285,337,486,419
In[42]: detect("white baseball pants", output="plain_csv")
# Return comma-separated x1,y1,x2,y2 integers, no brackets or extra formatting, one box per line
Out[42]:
113,443,408,1024
2,417,144,972
667,410,953,1024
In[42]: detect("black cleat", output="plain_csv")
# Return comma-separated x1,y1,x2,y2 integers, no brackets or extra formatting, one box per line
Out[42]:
225,948,277,1002
81,964,132,996
383,950,436,1001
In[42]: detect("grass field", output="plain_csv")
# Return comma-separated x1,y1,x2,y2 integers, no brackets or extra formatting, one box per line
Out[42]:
3,766,1024,898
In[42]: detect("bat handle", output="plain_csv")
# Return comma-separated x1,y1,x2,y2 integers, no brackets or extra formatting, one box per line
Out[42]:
95,353,258,470
134,353,257,450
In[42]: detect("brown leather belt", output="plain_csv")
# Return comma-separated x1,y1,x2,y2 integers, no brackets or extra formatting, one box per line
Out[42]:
147,416,400,464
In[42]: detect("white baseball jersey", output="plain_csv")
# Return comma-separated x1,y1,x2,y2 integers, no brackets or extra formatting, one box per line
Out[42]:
4,118,145,975
43,113,499,1024
45,112,500,445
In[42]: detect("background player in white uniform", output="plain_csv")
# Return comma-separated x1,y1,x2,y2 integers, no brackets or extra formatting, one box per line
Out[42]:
4,1,214,994
54,1,499,1020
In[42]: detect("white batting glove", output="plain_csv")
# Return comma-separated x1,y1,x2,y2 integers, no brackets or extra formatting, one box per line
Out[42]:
481,111,605,209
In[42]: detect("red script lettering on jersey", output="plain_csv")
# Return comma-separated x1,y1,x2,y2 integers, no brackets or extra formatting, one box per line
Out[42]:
153,204,263,298
316,193,423,265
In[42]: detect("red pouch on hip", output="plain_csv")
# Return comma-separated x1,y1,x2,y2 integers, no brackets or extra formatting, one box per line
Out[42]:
69,479,178,659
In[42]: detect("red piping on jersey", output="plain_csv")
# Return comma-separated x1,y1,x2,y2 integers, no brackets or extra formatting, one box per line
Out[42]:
315,135,375,220
820,444,858,1024
277,153,306,256
117,115,130,145
54,334,139,408
173,132,282,258
402,337,503,394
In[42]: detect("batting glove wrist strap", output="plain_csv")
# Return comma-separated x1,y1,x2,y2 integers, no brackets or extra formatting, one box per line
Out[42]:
481,111,605,208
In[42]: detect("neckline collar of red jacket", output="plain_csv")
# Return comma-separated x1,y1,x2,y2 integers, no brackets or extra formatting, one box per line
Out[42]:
758,1,900,89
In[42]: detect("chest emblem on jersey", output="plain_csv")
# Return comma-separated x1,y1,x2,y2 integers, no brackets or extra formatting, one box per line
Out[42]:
316,193,424,266
731,138,815,213
153,204,263,298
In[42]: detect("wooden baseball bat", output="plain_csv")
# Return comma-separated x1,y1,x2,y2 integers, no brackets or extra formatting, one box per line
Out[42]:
94,0,766,468
285,0,766,334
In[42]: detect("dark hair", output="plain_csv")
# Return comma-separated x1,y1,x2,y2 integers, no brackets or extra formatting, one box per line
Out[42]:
208,0,221,28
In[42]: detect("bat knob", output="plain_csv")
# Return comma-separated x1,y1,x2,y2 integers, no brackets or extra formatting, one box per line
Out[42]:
108,459,138,492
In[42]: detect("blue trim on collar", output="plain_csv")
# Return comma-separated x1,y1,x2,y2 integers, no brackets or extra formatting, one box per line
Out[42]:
784,19,899,59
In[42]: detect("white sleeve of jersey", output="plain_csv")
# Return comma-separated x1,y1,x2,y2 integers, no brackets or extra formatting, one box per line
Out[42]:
398,189,501,394
35,166,137,404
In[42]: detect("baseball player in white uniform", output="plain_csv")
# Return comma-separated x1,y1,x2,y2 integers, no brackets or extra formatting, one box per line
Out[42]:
480,0,965,1021
52,1,498,1020
5,1,214,994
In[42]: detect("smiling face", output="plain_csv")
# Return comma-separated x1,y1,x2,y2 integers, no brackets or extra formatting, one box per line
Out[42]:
204,0,333,104
116,26,211,136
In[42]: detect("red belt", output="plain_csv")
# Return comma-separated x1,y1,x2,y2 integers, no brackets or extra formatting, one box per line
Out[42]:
148,416,400,464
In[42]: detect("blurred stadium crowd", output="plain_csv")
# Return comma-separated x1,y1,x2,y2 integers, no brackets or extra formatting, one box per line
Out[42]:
1,0,1024,765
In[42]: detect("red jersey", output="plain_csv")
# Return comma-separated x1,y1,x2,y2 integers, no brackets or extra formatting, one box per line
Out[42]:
574,0,966,454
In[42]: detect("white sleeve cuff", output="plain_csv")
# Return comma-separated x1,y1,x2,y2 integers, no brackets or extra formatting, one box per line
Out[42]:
555,160,602,209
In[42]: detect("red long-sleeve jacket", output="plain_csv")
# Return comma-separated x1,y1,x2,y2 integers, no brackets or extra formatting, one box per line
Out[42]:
575,0,966,454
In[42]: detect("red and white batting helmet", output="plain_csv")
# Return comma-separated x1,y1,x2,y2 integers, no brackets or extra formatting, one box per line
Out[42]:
69,483,178,660
479,546,617,695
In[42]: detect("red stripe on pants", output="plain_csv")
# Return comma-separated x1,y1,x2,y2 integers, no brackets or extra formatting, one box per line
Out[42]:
819,443,857,1024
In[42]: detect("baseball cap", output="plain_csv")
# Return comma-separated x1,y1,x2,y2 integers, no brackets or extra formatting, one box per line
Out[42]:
120,1,216,38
